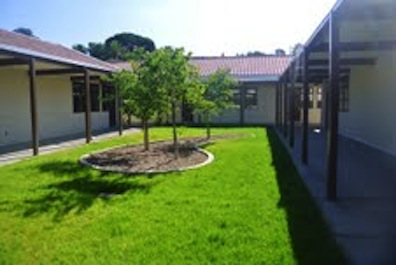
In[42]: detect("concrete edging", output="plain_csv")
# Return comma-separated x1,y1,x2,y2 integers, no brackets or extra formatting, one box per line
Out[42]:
79,145,215,175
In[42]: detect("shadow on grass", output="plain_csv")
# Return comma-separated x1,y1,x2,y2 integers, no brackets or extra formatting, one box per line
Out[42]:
266,128,347,265
16,161,156,221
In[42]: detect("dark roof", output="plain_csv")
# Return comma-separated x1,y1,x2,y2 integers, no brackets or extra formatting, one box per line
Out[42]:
190,56,292,81
0,29,118,72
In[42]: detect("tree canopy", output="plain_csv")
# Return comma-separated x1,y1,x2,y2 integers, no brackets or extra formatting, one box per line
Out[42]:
196,69,237,139
13,27,35,37
105,33,155,53
107,47,201,152
72,32,155,60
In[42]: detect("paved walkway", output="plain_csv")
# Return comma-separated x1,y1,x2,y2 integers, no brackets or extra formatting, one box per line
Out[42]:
278,126,396,265
0,128,139,166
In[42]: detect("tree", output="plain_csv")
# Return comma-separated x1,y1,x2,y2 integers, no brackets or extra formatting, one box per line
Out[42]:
72,44,88,54
196,69,237,139
246,51,266,57
275,48,286,56
108,40,126,60
105,33,155,54
72,32,156,61
87,42,109,60
151,47,202,158
13,27,34,37
108,57,168,151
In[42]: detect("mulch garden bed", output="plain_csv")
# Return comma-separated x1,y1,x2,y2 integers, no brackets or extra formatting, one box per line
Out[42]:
81,134,246,174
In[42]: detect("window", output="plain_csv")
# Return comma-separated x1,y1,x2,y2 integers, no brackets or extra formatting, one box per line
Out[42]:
317,87,322,109
309,87,314,108
72,82,101,113
90,84,100,112
232,88,241,106
339,77,350,112
102,85,114,111
245,88,258,107
73,83,84,113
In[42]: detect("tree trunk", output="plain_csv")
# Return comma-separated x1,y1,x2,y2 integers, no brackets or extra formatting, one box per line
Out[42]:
171,102,179,158
143,119,149,151
205,112,211,140
127,114,132,126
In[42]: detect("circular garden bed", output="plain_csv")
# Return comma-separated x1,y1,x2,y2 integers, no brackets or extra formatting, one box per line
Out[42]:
80,134,246,174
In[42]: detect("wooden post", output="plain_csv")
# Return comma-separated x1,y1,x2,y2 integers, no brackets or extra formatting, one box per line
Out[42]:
84,68,92,143
289,64,295,147
283,77,288,138
98,82,103,112
29,58,39,155
280,78,284,134
326,11,340,201
115,86,123,136
275,83,279,129
240,86,246,125
302,49,310,164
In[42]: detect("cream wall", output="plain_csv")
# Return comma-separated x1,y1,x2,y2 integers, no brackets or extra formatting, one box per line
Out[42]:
339,51,396,156
211,83,276,125
0,68,109,147
245,84,275,124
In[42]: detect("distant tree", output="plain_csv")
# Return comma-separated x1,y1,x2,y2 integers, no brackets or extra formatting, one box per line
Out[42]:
105,33,155,54
108,40,126,60
87,42,109,60
196,69,237,139
72,32,156,61
275,48,286,56
72,44,89,54
13,27,34,37
246,51,266,57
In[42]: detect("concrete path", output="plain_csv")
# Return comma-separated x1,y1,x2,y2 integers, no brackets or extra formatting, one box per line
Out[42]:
0,128,139,166
277,126,396,265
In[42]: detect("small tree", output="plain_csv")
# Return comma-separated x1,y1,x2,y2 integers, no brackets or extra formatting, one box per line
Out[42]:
197,69,237,139
157,47,202,158
108,55,168,151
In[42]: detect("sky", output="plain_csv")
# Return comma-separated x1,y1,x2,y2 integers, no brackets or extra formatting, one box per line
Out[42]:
1,0,337,56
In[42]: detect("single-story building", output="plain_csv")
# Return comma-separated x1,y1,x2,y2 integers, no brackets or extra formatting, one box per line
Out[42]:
189,56,292,125
0,29,120,155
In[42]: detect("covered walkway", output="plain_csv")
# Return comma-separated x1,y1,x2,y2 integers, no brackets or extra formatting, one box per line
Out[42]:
0,128,138,166
280,127,396,265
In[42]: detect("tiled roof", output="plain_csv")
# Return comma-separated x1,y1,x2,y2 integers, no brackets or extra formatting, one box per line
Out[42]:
110,61,133,71
0,29,118,72
190,56,292,80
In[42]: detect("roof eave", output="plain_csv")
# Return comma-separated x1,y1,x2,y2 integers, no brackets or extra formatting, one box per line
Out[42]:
0,44,117,73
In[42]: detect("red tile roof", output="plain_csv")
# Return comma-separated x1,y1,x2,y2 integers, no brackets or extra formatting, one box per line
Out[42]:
190,56,292,80
0,29,118,72
110,61,133,71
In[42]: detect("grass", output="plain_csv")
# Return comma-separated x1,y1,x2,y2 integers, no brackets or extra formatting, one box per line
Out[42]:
0,127,346,265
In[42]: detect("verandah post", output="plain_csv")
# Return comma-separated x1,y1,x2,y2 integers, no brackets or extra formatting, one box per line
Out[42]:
326,11,340,201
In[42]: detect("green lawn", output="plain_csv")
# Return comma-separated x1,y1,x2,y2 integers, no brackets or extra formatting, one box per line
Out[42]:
0,127,345,265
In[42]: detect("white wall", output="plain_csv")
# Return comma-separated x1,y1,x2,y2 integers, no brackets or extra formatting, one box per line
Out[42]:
245,84,275,124
0,68,110,147
339,51,396,156
210,83,276,125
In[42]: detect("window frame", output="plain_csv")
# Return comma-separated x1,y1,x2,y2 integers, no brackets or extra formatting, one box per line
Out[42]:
245,87,258,109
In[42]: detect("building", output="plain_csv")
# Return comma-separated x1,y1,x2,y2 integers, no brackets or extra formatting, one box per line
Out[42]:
190,56,291,125
276,0,396,197
0,29,120,155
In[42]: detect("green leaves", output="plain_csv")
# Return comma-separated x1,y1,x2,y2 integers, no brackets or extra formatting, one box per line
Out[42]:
196,69,237,116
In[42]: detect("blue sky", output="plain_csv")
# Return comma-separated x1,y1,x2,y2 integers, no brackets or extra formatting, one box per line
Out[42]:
2,0,336,56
